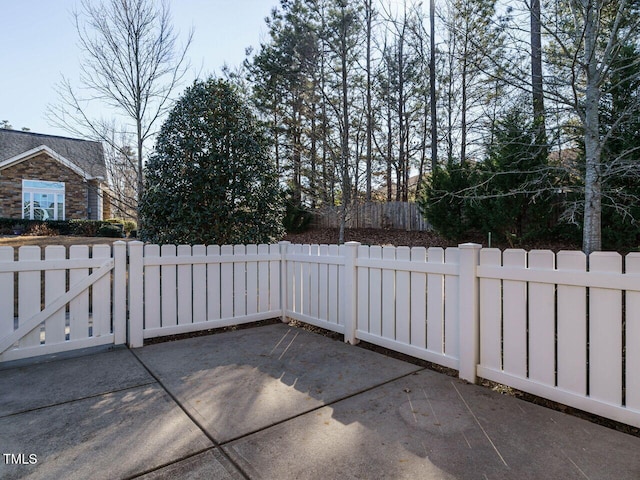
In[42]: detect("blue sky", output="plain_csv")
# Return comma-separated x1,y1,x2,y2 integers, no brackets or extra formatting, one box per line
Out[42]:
0,0,280,137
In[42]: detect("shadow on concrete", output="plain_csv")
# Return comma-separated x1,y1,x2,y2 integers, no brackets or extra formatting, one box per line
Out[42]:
3,323,640,479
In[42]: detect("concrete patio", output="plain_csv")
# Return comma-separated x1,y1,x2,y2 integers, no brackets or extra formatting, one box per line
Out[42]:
1,322,640,479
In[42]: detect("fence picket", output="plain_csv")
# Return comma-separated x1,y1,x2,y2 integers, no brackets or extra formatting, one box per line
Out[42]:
427,247,445,355
192,245,207,323
318,245,329,322
144,245,161,330
177,245,193,325
221,246,234,318
338,244,346,325
502,250,528,378
395,247,411,344
309,245,319,318
269,244,280,312
113,241,127,345
92,245,111,337
0,247,13,340
258,245,270,313
626,253,640,411
557,251,587,395
234,245,247,318
44,246,66,344
527,250,555,386
19,247,41,347
589,252,623,405
69,245,89,340
246,244,259,316
286,245,295,313
357,245,370,333
207,245,221,320
301,245,311,315
161,244,177,327
368,246,382,336
328,245,339,325
479,249,502,371
444,248,459,359
382,246,396,339
410,247,427,349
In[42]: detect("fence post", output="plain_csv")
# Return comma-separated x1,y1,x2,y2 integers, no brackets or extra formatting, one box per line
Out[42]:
458,243,482,383
112,241,127,345
279,241,291,323
128,241,144,348
343,241,360,345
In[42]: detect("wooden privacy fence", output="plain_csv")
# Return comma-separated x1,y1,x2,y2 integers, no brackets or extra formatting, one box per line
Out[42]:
1,240,639,429
313,201,431,231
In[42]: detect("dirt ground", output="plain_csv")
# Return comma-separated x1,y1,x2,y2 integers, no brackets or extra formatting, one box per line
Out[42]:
284,227,581,251
0,235,132,248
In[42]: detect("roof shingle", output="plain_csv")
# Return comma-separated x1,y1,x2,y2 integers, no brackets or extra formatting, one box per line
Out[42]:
0,129,107,179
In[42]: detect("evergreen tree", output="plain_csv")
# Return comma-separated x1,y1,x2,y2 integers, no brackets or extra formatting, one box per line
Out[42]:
597,44,640,250
418,161,477,239
473,106,554,245
140,78,284,245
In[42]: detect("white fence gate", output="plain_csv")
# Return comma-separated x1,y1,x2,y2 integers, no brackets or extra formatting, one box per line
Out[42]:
0,243,126,362
1,240,639,429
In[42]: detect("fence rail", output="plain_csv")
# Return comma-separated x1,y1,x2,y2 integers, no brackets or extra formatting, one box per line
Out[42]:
313,202,431,231
1,240,639,430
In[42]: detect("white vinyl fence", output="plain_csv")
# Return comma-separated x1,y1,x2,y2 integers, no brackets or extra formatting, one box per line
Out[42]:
1,240,639,429
476,248,640,429
127,243,283,345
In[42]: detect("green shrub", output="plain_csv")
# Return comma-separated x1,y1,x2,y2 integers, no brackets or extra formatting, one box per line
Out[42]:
0,218,125,237
123,220,137,235
140,78,284,245
68,220,105,236
96,224,124,238
27,223,60,236
0,218,71,235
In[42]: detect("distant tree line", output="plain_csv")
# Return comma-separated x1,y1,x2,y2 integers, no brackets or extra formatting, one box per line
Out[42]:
241,0,640,252
53,0,640,251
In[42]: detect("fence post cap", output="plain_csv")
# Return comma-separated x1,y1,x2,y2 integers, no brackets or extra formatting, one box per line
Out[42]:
345,241,361,247
458,242,482,249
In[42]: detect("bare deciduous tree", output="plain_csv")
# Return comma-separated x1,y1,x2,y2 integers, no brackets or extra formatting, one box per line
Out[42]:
47,0,192,219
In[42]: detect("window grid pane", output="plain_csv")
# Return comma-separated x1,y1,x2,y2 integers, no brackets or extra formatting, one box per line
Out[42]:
22,181,65,220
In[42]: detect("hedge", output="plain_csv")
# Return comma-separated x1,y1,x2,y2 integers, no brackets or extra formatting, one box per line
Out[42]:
0,218,124,237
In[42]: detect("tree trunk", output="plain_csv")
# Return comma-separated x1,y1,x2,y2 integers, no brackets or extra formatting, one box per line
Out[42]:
530,0,546,141
430,0,437,172
136,118,143,223
338,5,350,245
398,35,405,202
582,4,602,254
460,33,468,165
365,0,373,202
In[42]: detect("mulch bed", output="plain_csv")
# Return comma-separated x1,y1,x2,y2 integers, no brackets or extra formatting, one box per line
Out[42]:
283,227,580,252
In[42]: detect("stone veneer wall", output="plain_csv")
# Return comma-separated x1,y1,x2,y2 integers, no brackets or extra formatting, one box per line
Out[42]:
102,190,112,219
0,153,88,219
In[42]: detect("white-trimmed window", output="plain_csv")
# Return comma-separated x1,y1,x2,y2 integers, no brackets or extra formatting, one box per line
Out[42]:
22,180,65,220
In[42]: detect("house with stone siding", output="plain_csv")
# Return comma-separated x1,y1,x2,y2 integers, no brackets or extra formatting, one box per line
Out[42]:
0,129,112,221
